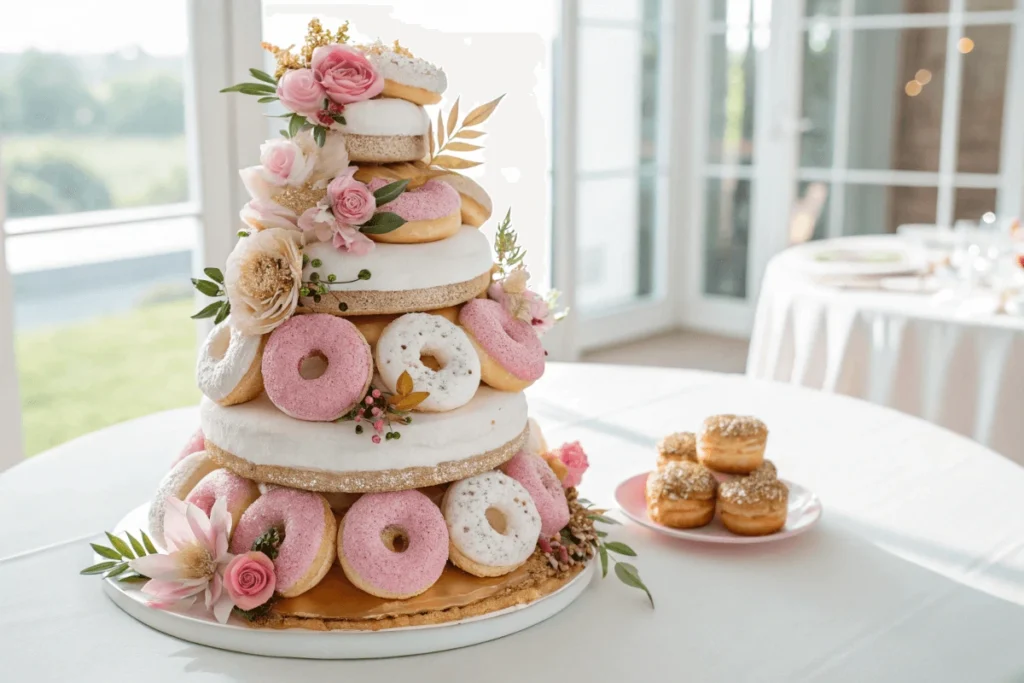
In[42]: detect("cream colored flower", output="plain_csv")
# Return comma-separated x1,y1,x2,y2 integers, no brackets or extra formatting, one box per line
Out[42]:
502,266,530,294
225,228,303,335
294,127,350,187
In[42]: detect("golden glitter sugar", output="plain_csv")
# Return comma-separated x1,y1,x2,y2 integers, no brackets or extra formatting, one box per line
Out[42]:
958,37,975,54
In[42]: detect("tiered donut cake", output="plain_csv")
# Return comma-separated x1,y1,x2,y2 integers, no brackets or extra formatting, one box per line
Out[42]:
151,20,595,630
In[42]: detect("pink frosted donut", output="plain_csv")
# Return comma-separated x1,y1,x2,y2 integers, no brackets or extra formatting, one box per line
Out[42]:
173,427,205,466
185,469,260,538
503,450,570,538
365,178,461,244
262,314,373,421
230,488,337,597
459,298,545,392
338,490,449,599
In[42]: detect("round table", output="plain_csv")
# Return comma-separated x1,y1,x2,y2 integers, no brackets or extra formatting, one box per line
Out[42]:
2,363,1023,681
747,237,1024,461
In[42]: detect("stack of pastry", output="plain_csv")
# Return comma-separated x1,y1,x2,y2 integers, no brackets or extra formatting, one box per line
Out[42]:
645,415,789,536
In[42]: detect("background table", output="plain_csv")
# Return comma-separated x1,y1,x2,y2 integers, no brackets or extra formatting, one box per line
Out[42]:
747,238,1024,462
3,363,1024,682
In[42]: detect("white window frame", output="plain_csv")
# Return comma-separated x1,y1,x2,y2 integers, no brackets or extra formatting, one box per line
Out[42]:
0,154,23,470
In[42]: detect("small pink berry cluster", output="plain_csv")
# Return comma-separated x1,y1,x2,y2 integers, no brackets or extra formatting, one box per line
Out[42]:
349,387,411,443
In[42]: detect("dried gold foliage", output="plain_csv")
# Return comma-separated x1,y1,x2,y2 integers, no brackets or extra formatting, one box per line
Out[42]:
262,18,350,78
396,371,414,396
425,94,504,171
261,42,303,79
432,155,482,170
388,370,429,411
446,97,460,137
445,141,482,153
454,129,487,140
462,95,505,127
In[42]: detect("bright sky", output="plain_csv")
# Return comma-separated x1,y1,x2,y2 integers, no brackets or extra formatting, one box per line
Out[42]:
0,0,188,55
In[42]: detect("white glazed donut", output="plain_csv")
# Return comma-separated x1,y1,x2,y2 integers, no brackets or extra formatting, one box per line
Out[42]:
148,451,220,547
338,98,429,137
375,312,481,412
196,320,266,406
441,471,541,577
359,41,447,105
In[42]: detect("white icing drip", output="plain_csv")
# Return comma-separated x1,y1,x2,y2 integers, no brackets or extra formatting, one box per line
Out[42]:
196,320,262,402
199,387,527,474
338,98,429,136
376,313,481,412
364,45,447,93
301,226,492,293
442,472,540,568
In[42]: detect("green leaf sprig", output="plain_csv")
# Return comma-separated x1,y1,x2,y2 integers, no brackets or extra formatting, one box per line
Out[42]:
300,255,372,305
80,530,159,584
579,498,654,607
222,69,338,148
493,208,525,278
190,267,231,324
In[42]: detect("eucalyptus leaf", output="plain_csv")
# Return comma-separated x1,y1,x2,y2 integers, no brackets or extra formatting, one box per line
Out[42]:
604,541,637,557
359,212,407,235
190,301,222,320
213,301,231,325
599,543,609,578
257,96,278,104
614,562,654,607
106,532,135,559
80,561,119,575
372,179,410,207
289,113,304,139
221,83,277,96
576,497,593,506
118,574,150,585
330,113,346,125
587,513,620,525
104,562,130,578
203,267,224,284
249,68,277,85
125,532,147,557
90,543,123,560
191,278,221,297
141,531,158,554
313,125,327,148
595,529,608,538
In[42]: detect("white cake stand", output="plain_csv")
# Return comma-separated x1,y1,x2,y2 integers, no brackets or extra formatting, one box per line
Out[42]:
101,504,595,659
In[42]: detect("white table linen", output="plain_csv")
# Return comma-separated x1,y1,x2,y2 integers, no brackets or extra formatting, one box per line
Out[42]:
3,363,1024,682
748,241,1024,461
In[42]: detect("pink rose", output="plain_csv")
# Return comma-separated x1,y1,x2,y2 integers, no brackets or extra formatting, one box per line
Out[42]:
259,139,312,187
553,441,589,488
223,552,276,611
332,223,375,256
327,167,376,225
276,68,326,118
311,45,384,104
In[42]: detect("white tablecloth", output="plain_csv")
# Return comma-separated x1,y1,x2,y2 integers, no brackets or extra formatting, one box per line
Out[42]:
3,363,1024,682
748,240,1024,462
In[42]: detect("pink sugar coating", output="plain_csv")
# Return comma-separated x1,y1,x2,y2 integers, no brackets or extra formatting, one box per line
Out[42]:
459,298,545,381
173,427,205,466
230,488,329,594
369,178,460,222
503,450,569,537
185,469,257,518
341,490,448,596
262,314,371,421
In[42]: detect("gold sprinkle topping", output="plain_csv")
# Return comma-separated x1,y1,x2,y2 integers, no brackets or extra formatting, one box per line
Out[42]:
240,253,297,302
720,476,788,506
262,18,351,78
275,184,328,216
701,414,768,440
646,461,717,501
657,431,696,459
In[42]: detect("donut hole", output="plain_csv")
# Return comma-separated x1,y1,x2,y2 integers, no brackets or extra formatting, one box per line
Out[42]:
299,351,329,380
209,325,232,361
485,507,508,535
380,525,410,553
420,353,444,372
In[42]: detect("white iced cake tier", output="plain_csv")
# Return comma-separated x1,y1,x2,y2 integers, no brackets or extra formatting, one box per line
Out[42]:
200,386,528,493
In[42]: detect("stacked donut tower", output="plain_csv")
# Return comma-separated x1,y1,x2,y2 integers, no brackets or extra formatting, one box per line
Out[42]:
150,19,592,628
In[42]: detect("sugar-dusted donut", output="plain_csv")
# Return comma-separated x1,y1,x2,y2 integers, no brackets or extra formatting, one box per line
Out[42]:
441,471,541,577
350,306,459,347
459,298,545,392
262,314,373,421
148,451,220,547
365,178,461,244
502,450,570,538
173,427,205,466
359,41,447,106
339,98,429,163
229,487,337,598
196,320,266,406
437,174,493,227
375,312,481,412
337,490,449,599
185,469,260,538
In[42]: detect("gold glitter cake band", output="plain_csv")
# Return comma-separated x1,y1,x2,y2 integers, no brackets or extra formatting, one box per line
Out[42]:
205,426,527,493
345,133,429,164
296,270,490,316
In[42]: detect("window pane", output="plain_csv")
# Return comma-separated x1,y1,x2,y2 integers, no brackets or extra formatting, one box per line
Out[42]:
966,0,1014,9
704,178,751,298
576,175,641,309
856,0,949,14
791,181,832,244
580,0,642,21
578,26,641,173
800,23,838,167
1,0,197,456
708,30,758,165
843,185,937,235
957,25,1010,174
954,188,998,222
847,28,947,172
806,0,841,15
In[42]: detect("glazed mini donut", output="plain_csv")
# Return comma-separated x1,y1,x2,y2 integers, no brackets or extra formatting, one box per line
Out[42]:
375,312,481,412
351,306,459,347
442,471,541,577
502,450,569,538
710,459,778,485
645,461,718,529
229,487,337,598
697,414,768,474
262,314,373,421
173,427,205,466
184,469,260,538
148,451,220,546
365,178,461,244
718,476,789,536
526,417,548,455
656,431,697,470
196,320,266,406
436,174,493,227
459,298,545,392
339,98,429,163
338,490,449,599
359,41,447,106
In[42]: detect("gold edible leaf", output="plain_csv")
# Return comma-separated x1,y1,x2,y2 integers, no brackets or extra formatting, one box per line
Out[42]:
396,370,414,396
432,155,483,170
428,120,435,158
392,392,430,412
446,96,460,137
436,110,445,152
454,129,487,140
444,142,482,153
462,94,505,128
